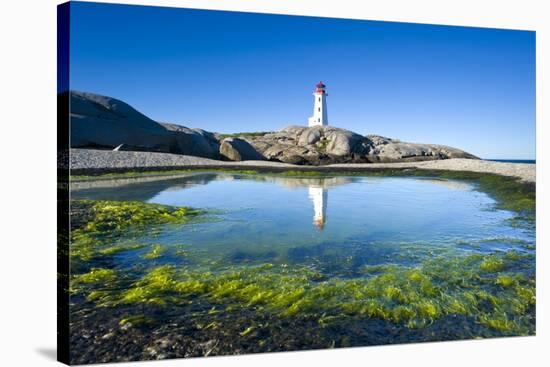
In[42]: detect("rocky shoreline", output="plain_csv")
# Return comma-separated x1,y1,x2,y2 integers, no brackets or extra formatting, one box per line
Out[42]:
67,149,535,183
67,91,478,165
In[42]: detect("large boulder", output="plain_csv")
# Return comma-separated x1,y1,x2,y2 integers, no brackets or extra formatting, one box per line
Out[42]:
219,138,265,161
245,125,371,164
69,91,220,159
70,91,174,152
297,126,322,145
162,123,220,159
323,127,370,156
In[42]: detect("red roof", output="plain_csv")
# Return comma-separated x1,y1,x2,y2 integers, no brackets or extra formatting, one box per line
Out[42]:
316,81,326,88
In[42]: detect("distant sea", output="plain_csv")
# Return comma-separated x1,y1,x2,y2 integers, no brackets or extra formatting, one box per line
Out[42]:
486,159,536,164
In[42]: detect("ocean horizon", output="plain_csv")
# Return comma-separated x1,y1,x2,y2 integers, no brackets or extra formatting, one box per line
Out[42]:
485,159,536,164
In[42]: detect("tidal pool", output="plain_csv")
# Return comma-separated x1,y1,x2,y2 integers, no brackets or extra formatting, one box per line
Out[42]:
69,172,535,363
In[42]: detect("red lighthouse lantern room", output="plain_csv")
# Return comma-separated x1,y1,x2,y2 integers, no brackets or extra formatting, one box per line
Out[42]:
315,81,327,94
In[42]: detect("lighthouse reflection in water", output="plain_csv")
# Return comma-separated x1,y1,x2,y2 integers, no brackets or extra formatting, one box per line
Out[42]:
275,176,353,231
308,186,328,230
71,173,532,262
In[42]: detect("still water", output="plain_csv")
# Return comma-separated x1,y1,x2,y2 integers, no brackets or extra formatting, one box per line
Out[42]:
69,172,535,363
72,172,533,272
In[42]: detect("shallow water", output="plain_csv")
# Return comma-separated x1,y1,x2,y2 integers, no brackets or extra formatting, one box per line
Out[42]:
72,173,533,272
69,173,535,363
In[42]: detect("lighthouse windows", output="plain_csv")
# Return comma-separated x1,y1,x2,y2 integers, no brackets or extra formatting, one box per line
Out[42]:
318,107,320,112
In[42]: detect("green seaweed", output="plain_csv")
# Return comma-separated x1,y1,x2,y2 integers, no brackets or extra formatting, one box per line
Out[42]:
78,200,199,232
70,200,201,262
71,169,261,182
70,268,119,297
142,244,166,260
480,256,505,272
119,314,154,328
67,169,535,340
495,274,516,288
74,251,534,335
99,243,146,256
239,326,256,337
72,268,117,284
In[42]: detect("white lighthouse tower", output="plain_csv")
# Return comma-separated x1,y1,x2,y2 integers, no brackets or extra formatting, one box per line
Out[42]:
308,81,328,127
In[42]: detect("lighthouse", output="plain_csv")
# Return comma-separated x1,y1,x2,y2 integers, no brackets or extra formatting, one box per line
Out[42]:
308,81,328,127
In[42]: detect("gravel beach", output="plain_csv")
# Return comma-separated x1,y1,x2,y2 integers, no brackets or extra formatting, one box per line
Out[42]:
68,149,535,183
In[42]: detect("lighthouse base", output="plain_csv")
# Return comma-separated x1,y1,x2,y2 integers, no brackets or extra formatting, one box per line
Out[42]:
308,117,327,127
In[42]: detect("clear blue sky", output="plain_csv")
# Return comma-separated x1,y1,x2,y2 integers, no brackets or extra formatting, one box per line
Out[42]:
69,1,536,159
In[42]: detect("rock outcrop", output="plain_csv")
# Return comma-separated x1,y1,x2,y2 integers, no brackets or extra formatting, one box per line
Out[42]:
67,91,478,165
70,91,174,152
242,125,477,165
69,91,220,159
365,135,479,162
245,126,371,165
